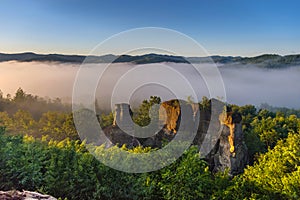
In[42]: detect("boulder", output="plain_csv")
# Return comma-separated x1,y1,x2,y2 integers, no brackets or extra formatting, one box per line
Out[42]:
0,190,56,200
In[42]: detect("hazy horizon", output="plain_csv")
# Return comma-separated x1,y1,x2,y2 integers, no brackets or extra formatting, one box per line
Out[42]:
0,61,299,110
0,51,299,58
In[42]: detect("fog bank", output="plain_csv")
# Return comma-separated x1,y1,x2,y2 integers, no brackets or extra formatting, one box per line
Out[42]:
0,61,299,109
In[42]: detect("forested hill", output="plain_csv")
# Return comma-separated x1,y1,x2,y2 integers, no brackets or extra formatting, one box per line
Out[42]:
1,52,300,68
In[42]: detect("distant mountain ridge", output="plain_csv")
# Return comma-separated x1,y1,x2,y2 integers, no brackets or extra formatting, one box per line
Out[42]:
1,52,300,68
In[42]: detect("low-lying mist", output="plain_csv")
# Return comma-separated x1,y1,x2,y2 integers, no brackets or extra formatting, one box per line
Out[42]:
0,61,78,102
0,61,299,110
219,64,300,109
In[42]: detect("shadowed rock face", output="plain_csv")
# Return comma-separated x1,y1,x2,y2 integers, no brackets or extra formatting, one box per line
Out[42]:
208,111,249,176
104,99,248,175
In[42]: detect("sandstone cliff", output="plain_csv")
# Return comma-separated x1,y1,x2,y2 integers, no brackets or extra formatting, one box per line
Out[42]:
208,110,249,176
104,99,249,175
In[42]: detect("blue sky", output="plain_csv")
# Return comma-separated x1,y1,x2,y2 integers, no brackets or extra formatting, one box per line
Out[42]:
0,0,299,56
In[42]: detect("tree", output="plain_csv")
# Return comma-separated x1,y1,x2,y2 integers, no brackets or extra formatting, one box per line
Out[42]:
0,112,13,132
251,113,299,148
200,96,210,110
39,111,72,140
61,113,79,140
242,133,300,199
100,112,114,128
133,96,161,127
12,110,36,134
14,87,26,102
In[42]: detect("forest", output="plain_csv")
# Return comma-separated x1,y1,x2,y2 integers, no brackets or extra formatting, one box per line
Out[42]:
0,88,300,199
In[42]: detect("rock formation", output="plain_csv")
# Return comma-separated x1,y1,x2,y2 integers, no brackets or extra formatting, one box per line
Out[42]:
103,98,249,175
0,190,56,200
159,100,181,133
206,110,249,176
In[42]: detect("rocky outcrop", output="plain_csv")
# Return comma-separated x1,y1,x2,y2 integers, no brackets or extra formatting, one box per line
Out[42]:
159,100,181,133
0,190,56,200
104,99,249,175
206,110,249,176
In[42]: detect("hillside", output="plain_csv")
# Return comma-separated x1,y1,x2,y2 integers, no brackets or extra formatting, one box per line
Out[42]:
1,52,300,68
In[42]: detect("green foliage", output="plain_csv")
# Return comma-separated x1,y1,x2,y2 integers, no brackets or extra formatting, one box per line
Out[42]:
0,110,78,141
235,107,300,163
261,103,300,117
133,96,161,127
231,104,257,131
0,88,70,119
217,133,300,200
152,146,213,200
0,126,5,135
44,139,102,199
12,110,37,133
0,111,13,130
251,113,299,148
1,92,300,199
0,116,299,199
244,133,300,198
99,112,114,128
244,128,266,164
200,96,210,110
14,88,27,102
39,111,78,140
0,130,226,199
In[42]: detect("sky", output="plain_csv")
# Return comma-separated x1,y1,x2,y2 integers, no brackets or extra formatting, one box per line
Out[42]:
0,0,299,56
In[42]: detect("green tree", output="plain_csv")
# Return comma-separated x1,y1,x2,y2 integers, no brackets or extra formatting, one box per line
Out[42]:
143,146,214,200
243,133,300,199
0,112,13,132
39,111,78,140
133,96,161,127
99,112,114,128
251,113,299,148
12,110,37,134
213,132,300,200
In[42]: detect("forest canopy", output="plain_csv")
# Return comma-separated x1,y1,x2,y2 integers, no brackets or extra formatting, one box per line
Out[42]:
0,89,300,199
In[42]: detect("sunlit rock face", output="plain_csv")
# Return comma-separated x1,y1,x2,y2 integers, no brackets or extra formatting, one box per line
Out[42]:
159,100,181,134
158,99,197,135
104,99,248,175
